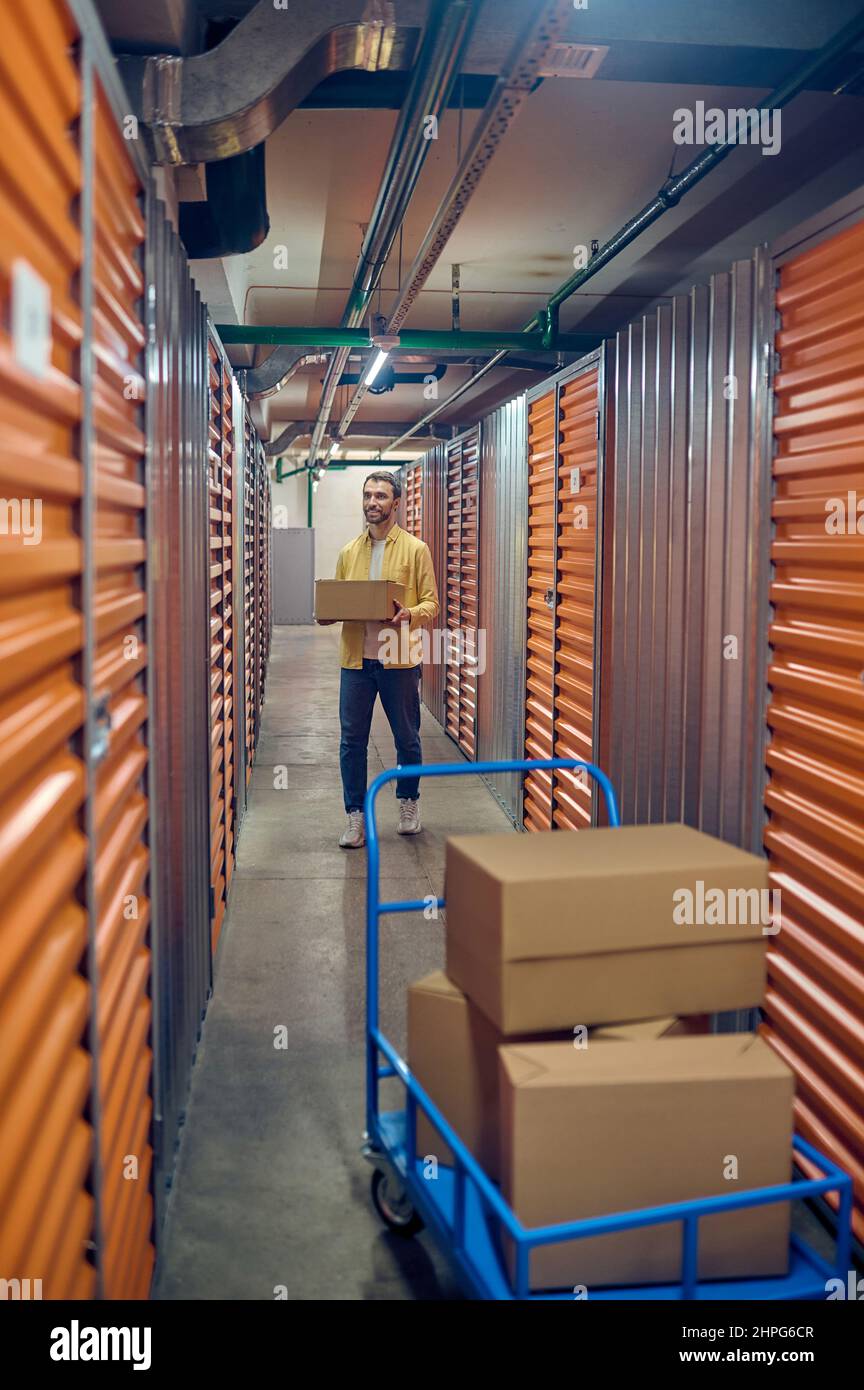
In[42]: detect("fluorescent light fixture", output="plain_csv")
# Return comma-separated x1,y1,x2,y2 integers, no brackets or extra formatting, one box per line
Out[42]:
364,348,390,386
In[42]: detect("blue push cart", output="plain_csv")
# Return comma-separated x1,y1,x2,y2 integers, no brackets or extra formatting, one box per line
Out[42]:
362,757,853,1300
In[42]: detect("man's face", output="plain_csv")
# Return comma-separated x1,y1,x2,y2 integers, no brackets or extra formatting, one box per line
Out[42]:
363,479,397,524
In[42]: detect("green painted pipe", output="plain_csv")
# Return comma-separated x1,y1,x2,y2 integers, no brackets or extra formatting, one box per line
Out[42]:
218,325,361,346
275,461,309,481
214,324,597,353
307,469,313,528
535,8,864,325
276,459,386,480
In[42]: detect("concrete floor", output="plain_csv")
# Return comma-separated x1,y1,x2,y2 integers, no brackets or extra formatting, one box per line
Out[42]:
154,625,512,1300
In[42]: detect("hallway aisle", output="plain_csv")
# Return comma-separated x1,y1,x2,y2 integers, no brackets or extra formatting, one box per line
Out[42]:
154,626,513,1300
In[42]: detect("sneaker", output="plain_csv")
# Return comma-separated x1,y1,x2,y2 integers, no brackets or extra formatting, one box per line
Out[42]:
339,810,366,849
397,798,422,835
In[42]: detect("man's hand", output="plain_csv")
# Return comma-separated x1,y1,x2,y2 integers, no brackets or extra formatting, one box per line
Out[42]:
391,604,411,625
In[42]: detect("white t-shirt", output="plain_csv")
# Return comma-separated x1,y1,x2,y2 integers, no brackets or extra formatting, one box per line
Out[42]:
363,538,388,659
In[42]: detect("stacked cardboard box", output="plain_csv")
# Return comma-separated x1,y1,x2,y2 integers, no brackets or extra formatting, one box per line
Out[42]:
406,822,795,1292
409,971,706,1180
314,578,405,621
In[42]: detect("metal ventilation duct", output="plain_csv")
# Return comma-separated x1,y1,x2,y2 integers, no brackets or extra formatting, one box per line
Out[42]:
117,0,541,165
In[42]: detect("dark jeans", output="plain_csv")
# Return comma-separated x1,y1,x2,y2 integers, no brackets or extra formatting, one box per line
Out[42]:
339,660,422,812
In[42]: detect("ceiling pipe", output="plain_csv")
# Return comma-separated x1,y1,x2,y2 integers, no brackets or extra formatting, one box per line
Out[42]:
238,349,328,402
336,363,448,386
246,345,561,400
264,418,461,456
118,0,425,164
534,4,864,342
118,0,537,166
264,423,305,456
244,343,329,400
275,458,425,483
305,0,479,472
382,348,508,453
217,325,596,352
389,352,564,371
383,3,864,454
276,463,312,481
332,353,561,386
332,0,572,446
178,142,269,258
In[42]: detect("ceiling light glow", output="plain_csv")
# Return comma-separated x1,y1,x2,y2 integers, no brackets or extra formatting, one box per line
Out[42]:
364,349,390,387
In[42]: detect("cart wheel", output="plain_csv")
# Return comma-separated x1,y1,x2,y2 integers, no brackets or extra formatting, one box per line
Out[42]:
371,1168,424,1237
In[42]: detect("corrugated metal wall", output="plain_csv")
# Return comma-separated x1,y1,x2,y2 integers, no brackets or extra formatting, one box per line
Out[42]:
758,195,864,1245
420,440,448,728
145,191,212,1239
91,71,153,1299
476,398,527,823
600,261,768,850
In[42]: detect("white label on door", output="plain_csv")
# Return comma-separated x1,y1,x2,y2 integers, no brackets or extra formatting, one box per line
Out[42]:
12,260,51,378
570,467,581,494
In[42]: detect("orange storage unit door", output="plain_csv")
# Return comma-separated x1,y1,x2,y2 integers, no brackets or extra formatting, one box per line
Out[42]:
254,450,269,720
403,462,423,538
243,410,257,783
260,449,272,678
552,366,600,830
522,361,602,831
221,359,236,897
522,389,557,830
91,75,154,1300
445,436,463,743
419,442,448,727
207,336,234,955
0,0,96,1300
444,431,480,757
458,431,479,757
761,211,864,1244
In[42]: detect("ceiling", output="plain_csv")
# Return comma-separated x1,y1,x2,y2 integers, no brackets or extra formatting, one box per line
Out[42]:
98,0,864,455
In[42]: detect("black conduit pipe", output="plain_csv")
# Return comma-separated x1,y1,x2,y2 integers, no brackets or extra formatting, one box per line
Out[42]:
384,3,864,452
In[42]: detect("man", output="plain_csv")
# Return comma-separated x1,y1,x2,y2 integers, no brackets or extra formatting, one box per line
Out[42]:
318,470,439,848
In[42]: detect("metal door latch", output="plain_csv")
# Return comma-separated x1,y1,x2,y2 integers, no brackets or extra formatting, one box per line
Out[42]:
544,588,554,610
91,694,112,766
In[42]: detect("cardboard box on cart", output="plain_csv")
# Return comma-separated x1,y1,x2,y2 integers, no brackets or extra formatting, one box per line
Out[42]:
498,1034,794,1291
314,578,405,622
444,823,771,1032
407,969,707,1180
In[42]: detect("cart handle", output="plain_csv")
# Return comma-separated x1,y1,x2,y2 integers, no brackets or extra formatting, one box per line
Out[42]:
364,757,620,839
364,757,620,1137
365,757,619,927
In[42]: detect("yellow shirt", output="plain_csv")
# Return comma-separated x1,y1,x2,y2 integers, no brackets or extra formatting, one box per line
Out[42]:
335,523,439,669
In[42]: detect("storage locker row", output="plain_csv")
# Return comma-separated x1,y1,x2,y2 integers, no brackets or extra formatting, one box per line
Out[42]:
0,0,273,1298
411,192,864,1249
401,461,423,539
